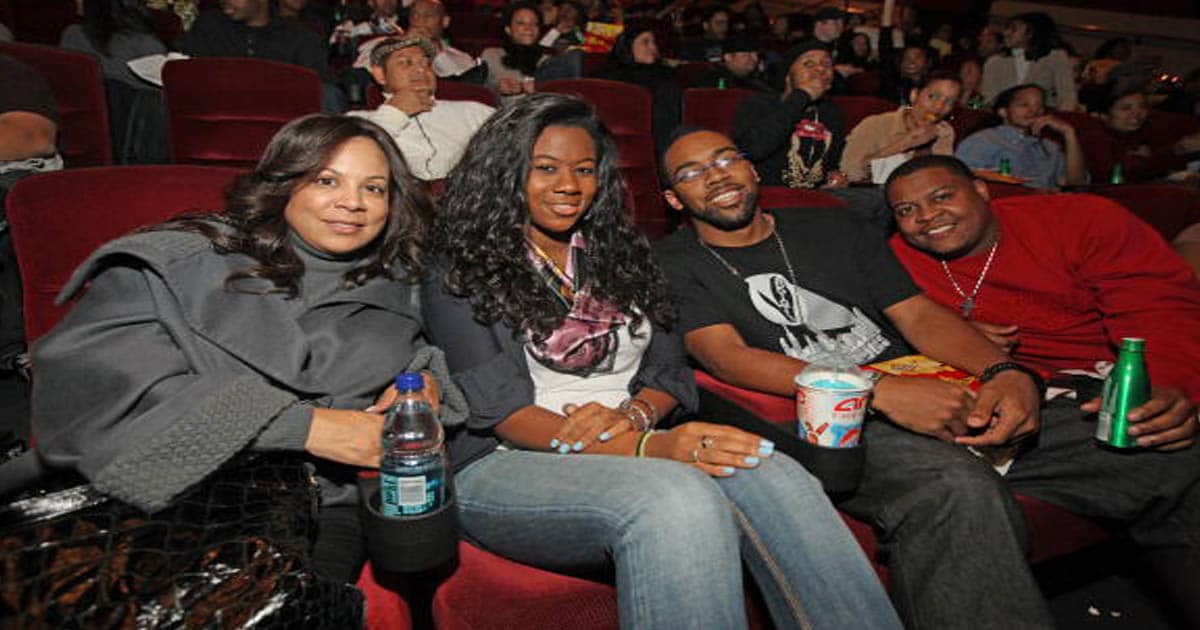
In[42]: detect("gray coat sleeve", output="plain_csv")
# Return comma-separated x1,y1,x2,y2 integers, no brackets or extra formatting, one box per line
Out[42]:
32,264,299,513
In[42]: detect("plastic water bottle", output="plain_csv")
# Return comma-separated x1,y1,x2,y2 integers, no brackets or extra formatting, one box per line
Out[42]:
380,372,447,517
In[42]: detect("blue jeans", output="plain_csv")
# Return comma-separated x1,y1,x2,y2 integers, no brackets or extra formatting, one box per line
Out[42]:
455,450,901,630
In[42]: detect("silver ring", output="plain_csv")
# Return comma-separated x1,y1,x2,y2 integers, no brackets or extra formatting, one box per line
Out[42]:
700,436,715,449
691,448,701,463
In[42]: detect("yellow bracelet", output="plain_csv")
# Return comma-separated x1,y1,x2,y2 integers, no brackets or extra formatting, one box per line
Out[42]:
635,430,657,457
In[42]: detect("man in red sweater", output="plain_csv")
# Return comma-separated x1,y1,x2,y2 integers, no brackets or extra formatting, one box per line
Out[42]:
888,154,1200,624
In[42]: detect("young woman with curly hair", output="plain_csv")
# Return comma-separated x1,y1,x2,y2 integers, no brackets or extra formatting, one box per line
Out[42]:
423,93,901,630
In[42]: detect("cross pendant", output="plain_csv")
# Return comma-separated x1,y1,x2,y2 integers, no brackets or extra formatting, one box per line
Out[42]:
960,297,976,317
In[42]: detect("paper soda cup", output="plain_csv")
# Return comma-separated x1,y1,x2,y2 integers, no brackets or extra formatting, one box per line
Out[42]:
794,366,873,448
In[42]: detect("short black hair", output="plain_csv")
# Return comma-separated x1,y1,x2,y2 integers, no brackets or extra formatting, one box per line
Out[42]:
992,83,1043,110
883,155,977,200
702,4,730,22
658,125,711,186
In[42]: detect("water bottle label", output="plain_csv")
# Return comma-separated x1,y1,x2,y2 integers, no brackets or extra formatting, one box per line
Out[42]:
380,469,444,516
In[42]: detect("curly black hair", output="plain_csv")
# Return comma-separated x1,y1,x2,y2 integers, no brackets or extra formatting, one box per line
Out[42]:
434,93,675,340
157,114,432,296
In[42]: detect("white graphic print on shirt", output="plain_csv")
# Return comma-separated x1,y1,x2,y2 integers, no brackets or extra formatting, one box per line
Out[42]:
745,272,891,365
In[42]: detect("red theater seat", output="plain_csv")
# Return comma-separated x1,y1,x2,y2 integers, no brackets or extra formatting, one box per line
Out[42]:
163,57,322,168
757,185,845,209
5,165,239,344
681,87,754,138
539,79,667,238
831,95,895,134
0,41,112,167
1085,185,1200,241
949,107,1000,147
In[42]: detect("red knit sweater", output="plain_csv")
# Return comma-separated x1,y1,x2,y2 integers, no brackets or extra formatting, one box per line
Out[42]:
891,194,1200,401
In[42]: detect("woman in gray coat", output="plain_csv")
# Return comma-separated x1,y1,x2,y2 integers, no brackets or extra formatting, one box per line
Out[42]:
30,114,462,583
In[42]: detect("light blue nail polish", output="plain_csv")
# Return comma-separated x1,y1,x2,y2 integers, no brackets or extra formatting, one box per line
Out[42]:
550,438,560,449
573,441,584,452
758,443,775,456
598,431,612,442
722,467,736,475
557,443,571,454
744,456,760,466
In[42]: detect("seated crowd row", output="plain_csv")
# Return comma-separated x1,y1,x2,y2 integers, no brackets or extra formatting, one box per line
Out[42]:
3,84,1200,627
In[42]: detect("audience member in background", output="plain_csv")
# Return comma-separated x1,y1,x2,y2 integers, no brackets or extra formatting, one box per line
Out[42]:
690,34,770,92
1087,84,1200,183
424,93,904,630
878,41,932,106
0,21,11,42
976,25,1003,60
956,83,1086,190
927,23,953,59
956,57,985,108
835,31,875,74
981,12,1078,111
0,55,62,374
841,71,961,183
350,36,493,181
177,0,340,111
337,0,402,38
1158,66,1200,117
809,7,844,66
760,13,795,55
887,155,1200,627
406,0,477,78
679,4,730,62
27,114,461,587
61,0,167,89
733,40,846,188
61,0,171,163
1082,36,1133,89
538,0,584,50
597,23,681,152
654,130,1045,628
275,0,332,39
480,2,546,98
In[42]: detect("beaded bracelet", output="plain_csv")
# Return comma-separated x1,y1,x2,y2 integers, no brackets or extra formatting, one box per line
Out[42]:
979,361,1047,400
618,399,652,432
635,430,657,457
628,397,660,428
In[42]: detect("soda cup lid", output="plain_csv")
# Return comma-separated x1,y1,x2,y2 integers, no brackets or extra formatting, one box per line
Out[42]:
395,372,424,391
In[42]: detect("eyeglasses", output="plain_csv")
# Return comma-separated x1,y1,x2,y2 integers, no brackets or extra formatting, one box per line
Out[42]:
671,152,749,185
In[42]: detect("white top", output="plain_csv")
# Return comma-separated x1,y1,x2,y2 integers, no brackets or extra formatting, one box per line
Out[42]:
527,318,651,414
348,100,494,180
434,44,477,78
1010,48,1030,83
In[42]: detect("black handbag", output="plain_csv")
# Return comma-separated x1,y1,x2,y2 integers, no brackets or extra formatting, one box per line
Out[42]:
0,452,363,629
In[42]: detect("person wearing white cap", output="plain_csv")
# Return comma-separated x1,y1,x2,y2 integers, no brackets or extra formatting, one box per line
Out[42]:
349,36,494,181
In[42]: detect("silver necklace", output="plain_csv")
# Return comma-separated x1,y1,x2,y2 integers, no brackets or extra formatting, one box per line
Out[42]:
697,220,798,287
940,238,999,317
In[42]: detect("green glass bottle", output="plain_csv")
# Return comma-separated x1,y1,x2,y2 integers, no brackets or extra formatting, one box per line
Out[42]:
1109,162,1125,184
717,77,727,90
998,157,1011,175
1095,338,1151,449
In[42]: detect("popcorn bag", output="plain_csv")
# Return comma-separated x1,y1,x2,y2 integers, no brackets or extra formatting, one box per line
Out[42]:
582,21,624,53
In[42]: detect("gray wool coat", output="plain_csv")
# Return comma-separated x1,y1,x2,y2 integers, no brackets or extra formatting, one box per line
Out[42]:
31,229,465,513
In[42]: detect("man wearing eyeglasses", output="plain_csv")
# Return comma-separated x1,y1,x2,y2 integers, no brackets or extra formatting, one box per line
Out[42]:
654,127,1062,628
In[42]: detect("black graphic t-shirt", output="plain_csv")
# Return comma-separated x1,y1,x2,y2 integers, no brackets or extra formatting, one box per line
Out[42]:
657,208,919,365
